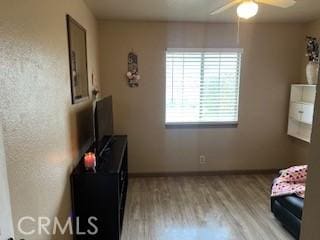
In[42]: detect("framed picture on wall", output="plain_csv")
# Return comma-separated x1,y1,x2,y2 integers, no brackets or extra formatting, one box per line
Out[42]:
66,15,89,104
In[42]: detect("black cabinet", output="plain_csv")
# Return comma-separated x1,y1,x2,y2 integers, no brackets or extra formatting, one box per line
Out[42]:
71,135,128,240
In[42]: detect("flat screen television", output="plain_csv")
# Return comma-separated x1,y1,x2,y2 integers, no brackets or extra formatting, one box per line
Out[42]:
94,96,114,156
76,103,94,159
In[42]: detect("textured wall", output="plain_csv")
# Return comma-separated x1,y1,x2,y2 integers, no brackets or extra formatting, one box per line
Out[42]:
0,0,100,239
99,21,304,173
0,124,14,239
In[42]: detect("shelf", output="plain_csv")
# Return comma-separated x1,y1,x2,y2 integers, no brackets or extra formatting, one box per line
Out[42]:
288,132,311,143
291,84,317,87
288,84,316,143
289,117,312,125
290,101,314,106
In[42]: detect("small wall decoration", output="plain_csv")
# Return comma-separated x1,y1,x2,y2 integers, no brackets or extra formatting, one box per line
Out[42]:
126,52,141,87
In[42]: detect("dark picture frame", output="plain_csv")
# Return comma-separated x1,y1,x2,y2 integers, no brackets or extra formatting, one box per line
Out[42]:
66,15,89,104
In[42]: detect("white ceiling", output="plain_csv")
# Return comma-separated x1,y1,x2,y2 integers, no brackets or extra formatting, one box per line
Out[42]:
84,0,320,23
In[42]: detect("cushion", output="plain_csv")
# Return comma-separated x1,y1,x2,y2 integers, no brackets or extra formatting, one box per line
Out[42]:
274,195,304,219
272,199,301,240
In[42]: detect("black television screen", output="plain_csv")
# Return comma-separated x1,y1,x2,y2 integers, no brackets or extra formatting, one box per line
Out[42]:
76,103,94,158
95,96,114,154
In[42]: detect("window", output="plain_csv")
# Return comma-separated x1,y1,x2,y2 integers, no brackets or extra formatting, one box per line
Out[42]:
165,48,243,125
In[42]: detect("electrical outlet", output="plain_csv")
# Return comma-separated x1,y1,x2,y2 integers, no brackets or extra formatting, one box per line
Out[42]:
199,155,207,164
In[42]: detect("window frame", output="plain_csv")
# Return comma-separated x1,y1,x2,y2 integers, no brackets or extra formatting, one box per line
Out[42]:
165,48,243,127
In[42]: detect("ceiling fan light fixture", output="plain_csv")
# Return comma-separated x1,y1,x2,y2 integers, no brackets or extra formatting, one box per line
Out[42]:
237,1,259,19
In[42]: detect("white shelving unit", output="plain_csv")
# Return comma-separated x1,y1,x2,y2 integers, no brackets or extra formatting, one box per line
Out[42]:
288,84,316,143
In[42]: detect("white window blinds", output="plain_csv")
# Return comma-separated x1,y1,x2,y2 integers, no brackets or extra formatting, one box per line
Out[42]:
165,48,243,125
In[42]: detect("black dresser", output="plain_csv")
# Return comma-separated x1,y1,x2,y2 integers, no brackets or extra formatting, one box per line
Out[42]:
71,135,128,240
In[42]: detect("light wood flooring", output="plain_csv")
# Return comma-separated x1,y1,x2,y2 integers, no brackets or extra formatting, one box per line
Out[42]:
121,174,294,240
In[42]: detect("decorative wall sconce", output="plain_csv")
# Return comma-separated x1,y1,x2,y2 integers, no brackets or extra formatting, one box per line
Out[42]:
126,52,140,87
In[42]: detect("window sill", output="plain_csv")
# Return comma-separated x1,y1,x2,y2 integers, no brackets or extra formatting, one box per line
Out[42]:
165,122,239,129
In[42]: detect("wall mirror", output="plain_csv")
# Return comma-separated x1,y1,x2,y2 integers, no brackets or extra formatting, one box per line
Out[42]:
66,15,89,104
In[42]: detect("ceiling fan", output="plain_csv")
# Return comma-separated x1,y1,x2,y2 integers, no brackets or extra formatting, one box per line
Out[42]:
210,0,296,19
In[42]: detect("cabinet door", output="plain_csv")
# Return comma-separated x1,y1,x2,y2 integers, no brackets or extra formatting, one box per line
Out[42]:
301,104,314,124
289,103,303,121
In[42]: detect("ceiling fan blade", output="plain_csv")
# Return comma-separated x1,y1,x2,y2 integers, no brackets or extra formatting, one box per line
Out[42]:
210,0,242,15
256,0,296,8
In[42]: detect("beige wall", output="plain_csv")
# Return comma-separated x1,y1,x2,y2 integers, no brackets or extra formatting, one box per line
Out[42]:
300,83,320,240
0,124,14,239
292,18,320,165
300,20,320,239
0,0,100,239
99,21,304,173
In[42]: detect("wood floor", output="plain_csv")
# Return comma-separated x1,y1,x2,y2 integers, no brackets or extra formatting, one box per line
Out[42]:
121,174,294,240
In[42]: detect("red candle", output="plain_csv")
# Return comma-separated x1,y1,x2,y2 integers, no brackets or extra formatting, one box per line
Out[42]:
84,152,96,171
